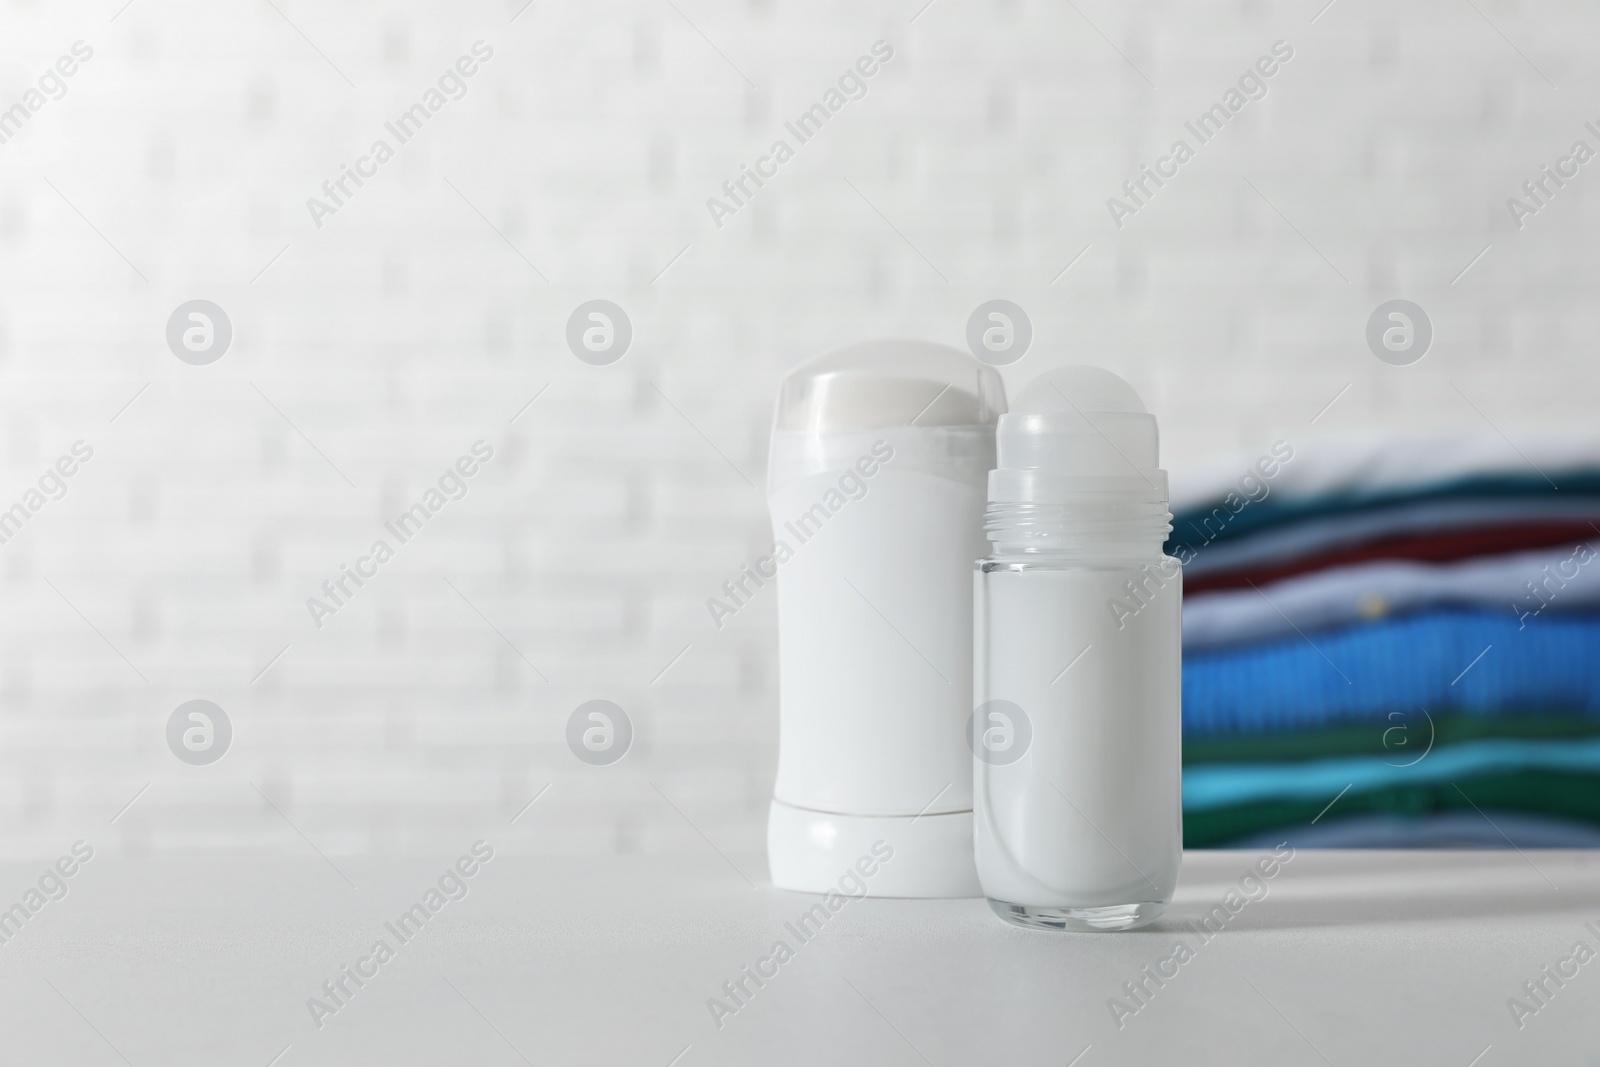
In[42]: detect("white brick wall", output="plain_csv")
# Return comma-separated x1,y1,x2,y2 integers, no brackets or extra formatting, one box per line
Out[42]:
0,0,1592,859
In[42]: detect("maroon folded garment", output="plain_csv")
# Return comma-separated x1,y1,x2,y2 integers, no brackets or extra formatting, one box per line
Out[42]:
1185,521,1600,595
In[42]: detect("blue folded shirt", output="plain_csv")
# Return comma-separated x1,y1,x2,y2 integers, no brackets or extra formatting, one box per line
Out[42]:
1183,607,1600,737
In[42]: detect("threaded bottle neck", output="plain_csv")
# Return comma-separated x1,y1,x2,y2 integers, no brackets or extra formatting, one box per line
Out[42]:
984,498,1171,558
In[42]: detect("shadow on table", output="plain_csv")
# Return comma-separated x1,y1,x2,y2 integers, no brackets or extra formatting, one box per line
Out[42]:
1155,848,1599,933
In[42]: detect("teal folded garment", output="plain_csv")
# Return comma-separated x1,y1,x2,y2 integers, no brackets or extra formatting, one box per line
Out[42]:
1224,810,1600,849
1184,607,1600,737
1174,494,1600,577
1170,469,1600,554
1183,767,1600,847
1183,736,1600,812
1182,710,1600,764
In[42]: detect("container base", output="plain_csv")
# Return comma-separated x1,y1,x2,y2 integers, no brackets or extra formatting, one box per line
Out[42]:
767,799,982,898
987,898,1166,932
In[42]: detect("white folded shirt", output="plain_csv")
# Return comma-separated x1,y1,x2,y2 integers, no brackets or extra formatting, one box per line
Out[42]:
1182,542,1600,650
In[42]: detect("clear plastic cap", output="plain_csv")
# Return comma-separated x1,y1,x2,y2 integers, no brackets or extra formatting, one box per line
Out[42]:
993,366,1166,498
773,340,1006,433
987,366,1170,553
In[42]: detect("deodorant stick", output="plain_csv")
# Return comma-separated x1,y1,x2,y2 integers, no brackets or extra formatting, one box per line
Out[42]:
766,340,1004,897
974,366,1181,929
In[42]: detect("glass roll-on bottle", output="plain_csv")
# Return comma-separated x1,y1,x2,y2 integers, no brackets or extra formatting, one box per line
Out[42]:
973,365,1181,930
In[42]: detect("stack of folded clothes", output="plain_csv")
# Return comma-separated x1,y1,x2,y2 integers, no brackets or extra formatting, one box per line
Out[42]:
1170,430,1600,847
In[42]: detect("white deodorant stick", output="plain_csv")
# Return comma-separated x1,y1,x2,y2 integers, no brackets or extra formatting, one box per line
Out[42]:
974,365,1182,929
766,340,1005,897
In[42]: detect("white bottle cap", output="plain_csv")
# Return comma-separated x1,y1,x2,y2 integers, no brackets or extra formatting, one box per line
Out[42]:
773,339,1006,433
768,339,1006,494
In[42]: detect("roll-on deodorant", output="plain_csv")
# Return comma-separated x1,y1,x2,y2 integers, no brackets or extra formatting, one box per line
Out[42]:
767,340,1004,897
974,366,1181,930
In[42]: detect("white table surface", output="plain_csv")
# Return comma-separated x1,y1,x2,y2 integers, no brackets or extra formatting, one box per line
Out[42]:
3,849,1596,1065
